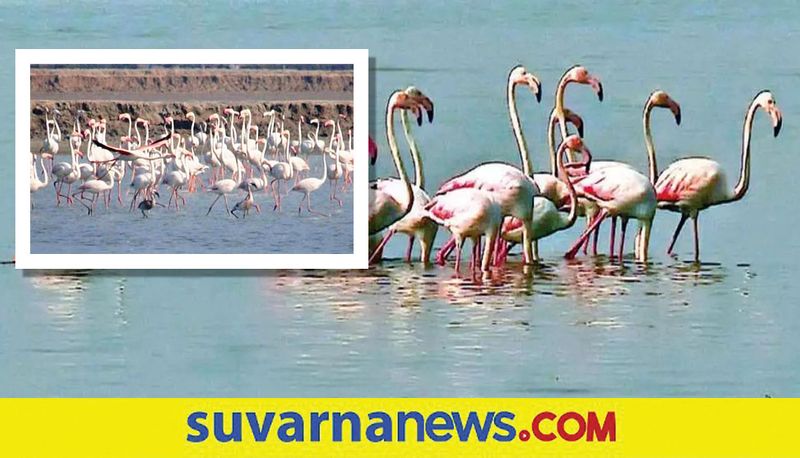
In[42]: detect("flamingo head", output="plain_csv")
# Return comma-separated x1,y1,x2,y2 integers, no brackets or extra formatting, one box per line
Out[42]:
164,115,174,125
208,113,219,123
87,118,97,127
560,134,593,177
118,113,131,122
368,136,378,166
309,117,320,125
82,128,91,138
257,138,267,146
562,65,603,102
648,90,682,126
559,108,585,138
509,65,542,102
404,86,434,124
186,111,195,120
323,119,336,128
753,90,782,137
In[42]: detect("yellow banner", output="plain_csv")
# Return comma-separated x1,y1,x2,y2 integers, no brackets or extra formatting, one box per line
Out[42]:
2,399,795,457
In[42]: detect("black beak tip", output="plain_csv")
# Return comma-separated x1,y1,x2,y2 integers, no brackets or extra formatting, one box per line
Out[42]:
370,156,377,166
416,111,423,126
675,113,682,126
535,90,542,103
577,124,585,137
774,119,782,137
597,84,604,102
427,107,434,123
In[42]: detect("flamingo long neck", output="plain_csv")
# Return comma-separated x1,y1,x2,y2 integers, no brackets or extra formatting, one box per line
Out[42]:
39,157,49,185
45,113,52,137
385,96,413,216
507,79,533,176
729,100,759,203
134,123,141,145
400,109,424,188
52,116,62,140
321,139,329,184
126,117,132,138
189,116,195,140
547,109,559,175
554,78,570,141
556,144,579,229
642,101,658,185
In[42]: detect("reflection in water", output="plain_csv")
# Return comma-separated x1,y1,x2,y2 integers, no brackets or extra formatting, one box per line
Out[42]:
260,258,734,310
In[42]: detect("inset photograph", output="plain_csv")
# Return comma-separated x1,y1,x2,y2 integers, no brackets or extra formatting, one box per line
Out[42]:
16,49,369,269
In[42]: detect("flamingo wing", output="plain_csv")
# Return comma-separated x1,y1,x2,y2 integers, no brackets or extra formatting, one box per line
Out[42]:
655,158,723,205
92,133,173,156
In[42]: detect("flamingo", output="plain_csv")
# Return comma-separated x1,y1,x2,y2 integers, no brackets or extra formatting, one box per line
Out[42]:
653,90,782,261
291,130,332,216
72,173,114,215
486,107,585,264
29,156,49,208
231,183,261,218
206,122,243,216
579,90,682,256
368,136,378,165
289,118,311,178
553,65,604,148
433,64,542,266
425,188,502,273
51,132,83,206
497,135,587,263
137,191,163,218
269,130,295,211
369,89,432,236
563,134,658,262
37,108,61,164
368,87,438,265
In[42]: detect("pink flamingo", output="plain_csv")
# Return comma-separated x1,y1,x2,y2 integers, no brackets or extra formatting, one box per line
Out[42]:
436,65,603,265
553,65,603,148
497,135,588,264
491,107,584,264
369,90,433,238
563,119,659,262
654,90,782,262
368,88,437,265
582,90,682,257
425,188,502,273
433,65,542,266
368,136,378,165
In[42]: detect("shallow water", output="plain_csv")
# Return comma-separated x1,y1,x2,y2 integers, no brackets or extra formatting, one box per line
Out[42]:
30,162,354,255
2,1,800,397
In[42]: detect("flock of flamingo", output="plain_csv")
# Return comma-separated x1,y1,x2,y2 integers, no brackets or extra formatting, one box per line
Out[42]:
30,107,356,218
369,65,783,272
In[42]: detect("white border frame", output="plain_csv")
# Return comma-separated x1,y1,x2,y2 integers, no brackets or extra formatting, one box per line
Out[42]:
15,49,368,270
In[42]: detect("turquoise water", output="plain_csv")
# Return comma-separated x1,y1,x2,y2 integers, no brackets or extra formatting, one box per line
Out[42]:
1,1,799,396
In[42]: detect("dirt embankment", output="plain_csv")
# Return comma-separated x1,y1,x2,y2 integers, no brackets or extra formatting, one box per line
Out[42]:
31,68,354,97
30,69,354,148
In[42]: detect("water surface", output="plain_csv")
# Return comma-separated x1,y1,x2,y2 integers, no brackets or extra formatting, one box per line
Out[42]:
1,1,799,397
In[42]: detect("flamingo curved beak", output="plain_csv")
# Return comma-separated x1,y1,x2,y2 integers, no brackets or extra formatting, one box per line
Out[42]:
525,74,542,103
590,77,604,102
770,106,783,137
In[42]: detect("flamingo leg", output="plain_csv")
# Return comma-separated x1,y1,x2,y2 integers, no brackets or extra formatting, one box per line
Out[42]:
667,213,689,256
223,195,231,214
609,216,617,258
565,209,609,259
482,231,498,272
435,237,457,266
454,239,463,274
368,229,396,264
206,194,222,215
692,214,700,263
618,218,629,262
521,219,534,265
405,236,415,262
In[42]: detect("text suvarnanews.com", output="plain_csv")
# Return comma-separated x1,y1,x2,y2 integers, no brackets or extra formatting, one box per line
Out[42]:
187,409,616,443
